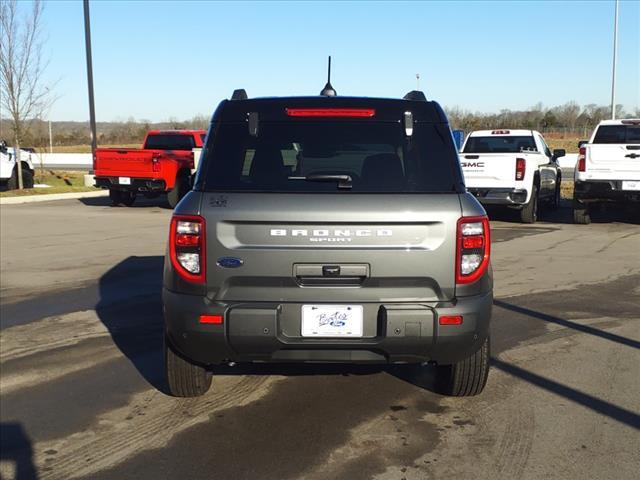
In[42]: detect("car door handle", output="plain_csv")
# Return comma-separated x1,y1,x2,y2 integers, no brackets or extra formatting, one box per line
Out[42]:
625,153,640,159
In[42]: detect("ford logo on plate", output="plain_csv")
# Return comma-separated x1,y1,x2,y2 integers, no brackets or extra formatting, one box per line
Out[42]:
217,256,244,268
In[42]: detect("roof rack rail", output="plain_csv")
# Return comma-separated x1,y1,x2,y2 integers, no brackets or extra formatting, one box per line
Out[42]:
231,89,248,100
403,90,427,102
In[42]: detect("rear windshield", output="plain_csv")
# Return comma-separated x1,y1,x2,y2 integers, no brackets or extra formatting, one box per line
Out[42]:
144,134,195,150
463,136,537,153
198,122,461,193
593,125,640,144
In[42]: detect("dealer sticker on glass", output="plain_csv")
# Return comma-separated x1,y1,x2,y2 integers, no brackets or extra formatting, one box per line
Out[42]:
301,305,363,337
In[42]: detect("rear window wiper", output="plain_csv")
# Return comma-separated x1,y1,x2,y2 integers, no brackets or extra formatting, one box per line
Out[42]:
288,174,353,189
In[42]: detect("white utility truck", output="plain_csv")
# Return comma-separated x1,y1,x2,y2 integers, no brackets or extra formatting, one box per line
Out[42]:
0,140,35,190
573,119,640,224
459,130,564,223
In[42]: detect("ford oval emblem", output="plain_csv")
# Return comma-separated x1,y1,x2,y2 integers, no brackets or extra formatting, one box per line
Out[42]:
217,256,244,268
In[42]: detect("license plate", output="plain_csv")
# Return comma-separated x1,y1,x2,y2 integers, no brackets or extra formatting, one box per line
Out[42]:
621,180,640,191
301,305,363,337
118,177,131,185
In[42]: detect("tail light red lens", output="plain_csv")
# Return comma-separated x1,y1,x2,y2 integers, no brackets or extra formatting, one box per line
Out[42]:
577,147,586,172
152,156,161,172
439,315,463,326
169,215,205,283
285,108,375,118
456,216,490,285
515,158,526,181
199,314,223,325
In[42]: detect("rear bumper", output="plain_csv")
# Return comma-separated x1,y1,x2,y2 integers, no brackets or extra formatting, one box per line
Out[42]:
95,176,167,192
574,180,640,204
467,187,528,206
163,289,493,366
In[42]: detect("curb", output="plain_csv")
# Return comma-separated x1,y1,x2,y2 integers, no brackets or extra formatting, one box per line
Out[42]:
0,190,108,205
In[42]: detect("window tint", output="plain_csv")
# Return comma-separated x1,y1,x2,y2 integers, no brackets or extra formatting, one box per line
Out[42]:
199,122,461,193
463,136,537,153
593,125,640,144
144,134,195,150
200,134,207,144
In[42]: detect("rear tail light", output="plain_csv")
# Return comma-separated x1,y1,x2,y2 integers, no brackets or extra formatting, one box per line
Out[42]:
152,155,161,172
456,216,490,284
169,215,205,283
577,147,586,172
515,158,526,181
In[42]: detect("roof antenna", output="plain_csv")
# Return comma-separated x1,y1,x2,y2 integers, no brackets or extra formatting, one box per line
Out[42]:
320,56,337,97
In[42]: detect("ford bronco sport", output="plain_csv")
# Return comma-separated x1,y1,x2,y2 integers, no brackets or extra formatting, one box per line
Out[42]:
163,88,493,397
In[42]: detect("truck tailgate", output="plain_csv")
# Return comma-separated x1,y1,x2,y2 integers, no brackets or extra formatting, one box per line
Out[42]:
460,153,519,188
586,145,640,178
94,149,156,176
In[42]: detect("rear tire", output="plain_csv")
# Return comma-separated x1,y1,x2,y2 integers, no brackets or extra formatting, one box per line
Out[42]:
121,190,136,207
165,336,212,397
22,169,34,189
573,204,591,224
110,188,136,206
167,171,190,209
435,336,490,397
520,186,538,223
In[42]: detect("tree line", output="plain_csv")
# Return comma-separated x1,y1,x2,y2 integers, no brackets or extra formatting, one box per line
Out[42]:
1,102,639,150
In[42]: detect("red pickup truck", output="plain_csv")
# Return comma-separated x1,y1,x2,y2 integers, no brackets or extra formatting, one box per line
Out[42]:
94,130,206,207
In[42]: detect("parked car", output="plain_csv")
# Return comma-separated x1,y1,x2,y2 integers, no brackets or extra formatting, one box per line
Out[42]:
94,130,206,207
0,140,35,190
162,88,493,398
573,119,640,224
459,129,564,223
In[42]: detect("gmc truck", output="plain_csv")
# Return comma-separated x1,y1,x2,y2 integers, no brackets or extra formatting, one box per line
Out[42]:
162,88,493,398
460,130,564,223
94,130,206,207
573,119,640,224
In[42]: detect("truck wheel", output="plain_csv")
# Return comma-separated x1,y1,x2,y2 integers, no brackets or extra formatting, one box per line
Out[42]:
22,169,34,189
573,205,591,224
121,191,136,207
165,336,212,397
109,188,123,206
167,171,189,209
435,336,490,397
520,186,538,223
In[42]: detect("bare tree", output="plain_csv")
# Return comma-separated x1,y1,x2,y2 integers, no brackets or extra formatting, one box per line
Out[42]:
0,0,53,189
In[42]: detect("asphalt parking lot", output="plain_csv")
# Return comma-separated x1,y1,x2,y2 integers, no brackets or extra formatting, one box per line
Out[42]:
1,196,639,480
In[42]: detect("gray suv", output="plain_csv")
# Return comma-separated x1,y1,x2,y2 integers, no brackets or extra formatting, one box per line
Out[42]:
163,90,493,397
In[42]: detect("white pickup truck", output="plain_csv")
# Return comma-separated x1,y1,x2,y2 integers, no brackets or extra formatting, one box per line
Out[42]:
573,119,640,224
459,130,564,223
0,140,35,190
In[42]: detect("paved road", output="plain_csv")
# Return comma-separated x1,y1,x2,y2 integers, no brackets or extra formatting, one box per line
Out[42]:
1,197,639,480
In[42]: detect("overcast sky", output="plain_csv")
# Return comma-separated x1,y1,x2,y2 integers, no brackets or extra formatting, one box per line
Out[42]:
20,0,640,121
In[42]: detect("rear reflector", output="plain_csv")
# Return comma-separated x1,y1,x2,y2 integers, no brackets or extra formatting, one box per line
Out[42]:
285,108,375,118
199,314,223,325
175,233,200,247
439,315,463,326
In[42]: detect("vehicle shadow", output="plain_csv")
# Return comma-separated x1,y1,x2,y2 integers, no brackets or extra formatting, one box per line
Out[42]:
94,255,167,393
0,422,38,480
78,195,172,209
